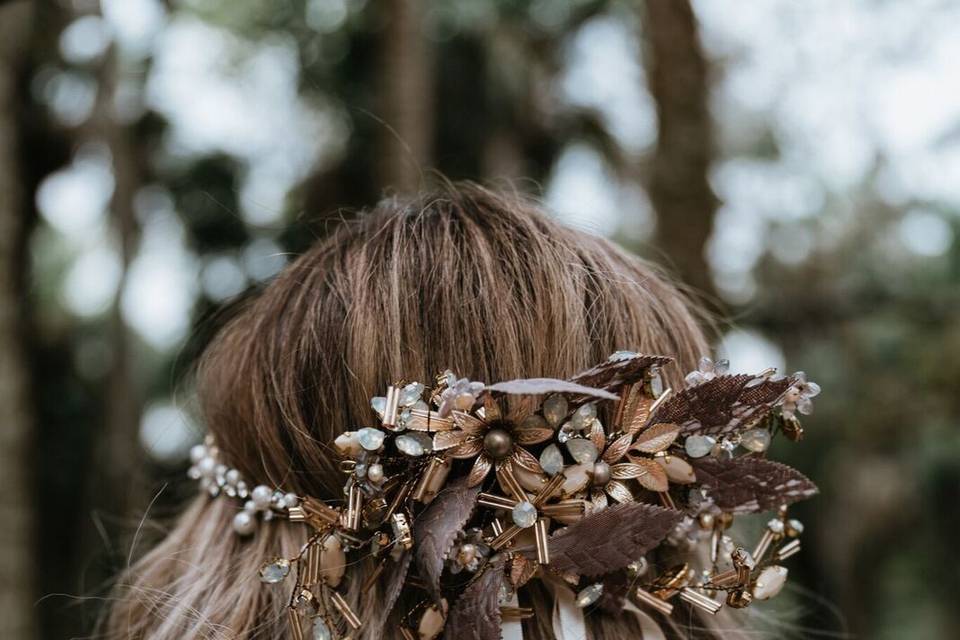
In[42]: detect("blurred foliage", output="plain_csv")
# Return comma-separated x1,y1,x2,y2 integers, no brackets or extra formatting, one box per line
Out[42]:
2,1,958,639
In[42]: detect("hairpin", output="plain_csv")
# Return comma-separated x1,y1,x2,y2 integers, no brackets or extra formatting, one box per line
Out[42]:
188,352,819,640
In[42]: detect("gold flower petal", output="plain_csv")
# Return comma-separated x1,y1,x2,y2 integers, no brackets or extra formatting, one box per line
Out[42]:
448,438,484,459
481,395,502,422
514,426,554,445
590,488,609,510
432,430,473,451
630,457,669,492
511,446,543,473
631,422,680,454
604,480,635,504
467,454,494,487
587,419,606,452
602,432,634,464
452,411,488,435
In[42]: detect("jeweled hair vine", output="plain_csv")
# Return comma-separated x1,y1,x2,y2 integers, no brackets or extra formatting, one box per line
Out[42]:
189,352,819,640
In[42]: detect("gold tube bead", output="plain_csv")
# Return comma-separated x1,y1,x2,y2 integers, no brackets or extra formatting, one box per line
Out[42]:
658,491,676,510
534,473,566,507
412,457,446,502
534,518,550,564
342,485,362,531
775,538,801,561
489,524,523,550
541,502,585,519
679,587,722,615
478,493,518,510
632,588,674,616
331,590,362,630
382,386,400,428
752,530,776,563
287,608,304,640
491,518,504,537
304,542,321,586
498,466,527,503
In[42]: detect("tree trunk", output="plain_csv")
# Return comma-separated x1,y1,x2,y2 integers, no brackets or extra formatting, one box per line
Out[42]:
0,2,39,639
643,0,718,301
378,0,433,194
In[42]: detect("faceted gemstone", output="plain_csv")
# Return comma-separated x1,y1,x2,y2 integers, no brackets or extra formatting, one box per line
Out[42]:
399,382,425,406
370,396,387,416
566,438,598,465
539,444,564,476
684,434,716,458
258,558,291,584
396,435,425,456
511,501,538,528
575,583,604,607
357,427,386,451
752,565,788,600
557,424,575,443
312,617,332,640
542,394,569,427
570,403,596,430
741,428,771,453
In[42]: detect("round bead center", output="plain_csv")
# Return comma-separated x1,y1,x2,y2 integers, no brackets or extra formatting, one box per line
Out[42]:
483,428,514,459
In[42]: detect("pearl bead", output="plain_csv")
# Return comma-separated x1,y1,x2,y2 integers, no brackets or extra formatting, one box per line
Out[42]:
232,511,256,536
251,485,273,511
282,492,300,508
225,469,240,485
198,457,216,477
189,444,207,464
591,461,611,486
483,429,513,459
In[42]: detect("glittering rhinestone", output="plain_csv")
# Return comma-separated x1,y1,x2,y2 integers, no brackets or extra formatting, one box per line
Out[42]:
312,617,332,640
542,394,568,427
399,382,425,407
557,424,575,443
258,558,290,584
684,434,716,458
370,396,387,416
357,427,386,451
511,501,538,528
396,435,425,457
565,438,598,465
539,444,564,476
741,428,771,453
575,583,604,607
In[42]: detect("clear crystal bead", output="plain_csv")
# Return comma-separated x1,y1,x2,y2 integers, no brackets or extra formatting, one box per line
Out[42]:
566,438,598,465
370,396,387,416
741,428,771,453
752,565,788,600
787,518,804,535
557,424,574,443
357,427,386,451
767,518,785,534
539,444,564,476
399,382,425,407
649,370,664,397
396,435,425,456
575,583,604,607
258,558,290,583
511,501,538,528
542,394,568,427
684,434,716,458
312,617,332,640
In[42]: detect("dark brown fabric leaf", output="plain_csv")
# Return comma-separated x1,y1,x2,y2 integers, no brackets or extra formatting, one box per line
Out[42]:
374,550,413,628
542,502,682,577
414,476,482,602
569,354,672,394
693,457,818,513
486,378,618,400
652,374,794,438
443,559,505,640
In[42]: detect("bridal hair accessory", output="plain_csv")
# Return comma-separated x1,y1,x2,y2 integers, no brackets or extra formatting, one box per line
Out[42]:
188,352,819,640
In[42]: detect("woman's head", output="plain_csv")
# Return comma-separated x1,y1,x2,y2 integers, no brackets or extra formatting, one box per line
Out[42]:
106,183,719,639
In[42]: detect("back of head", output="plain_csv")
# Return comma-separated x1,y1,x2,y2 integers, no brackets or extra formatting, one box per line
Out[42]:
105,183,719,639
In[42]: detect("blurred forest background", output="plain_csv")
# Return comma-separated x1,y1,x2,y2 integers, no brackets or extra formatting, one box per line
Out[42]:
1,0,959,639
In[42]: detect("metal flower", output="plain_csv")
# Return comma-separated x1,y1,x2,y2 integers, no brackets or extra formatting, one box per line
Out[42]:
432,396,553,487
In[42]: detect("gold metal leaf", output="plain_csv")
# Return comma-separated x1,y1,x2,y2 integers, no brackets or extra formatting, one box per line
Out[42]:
588,419,606,452
452,411,487,434
632,458,669,492
602,432,634,463
514,426,554,445
467,455,494,487
448,439,483,459
631,422,680,454
511,446,543,473
610,463,648,480
432,430,472,451
604,480,635,504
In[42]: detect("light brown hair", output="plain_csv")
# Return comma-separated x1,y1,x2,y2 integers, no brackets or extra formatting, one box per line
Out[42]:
104,183,736,639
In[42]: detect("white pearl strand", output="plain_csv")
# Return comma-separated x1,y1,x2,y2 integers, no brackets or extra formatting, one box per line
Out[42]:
187,437,300,536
